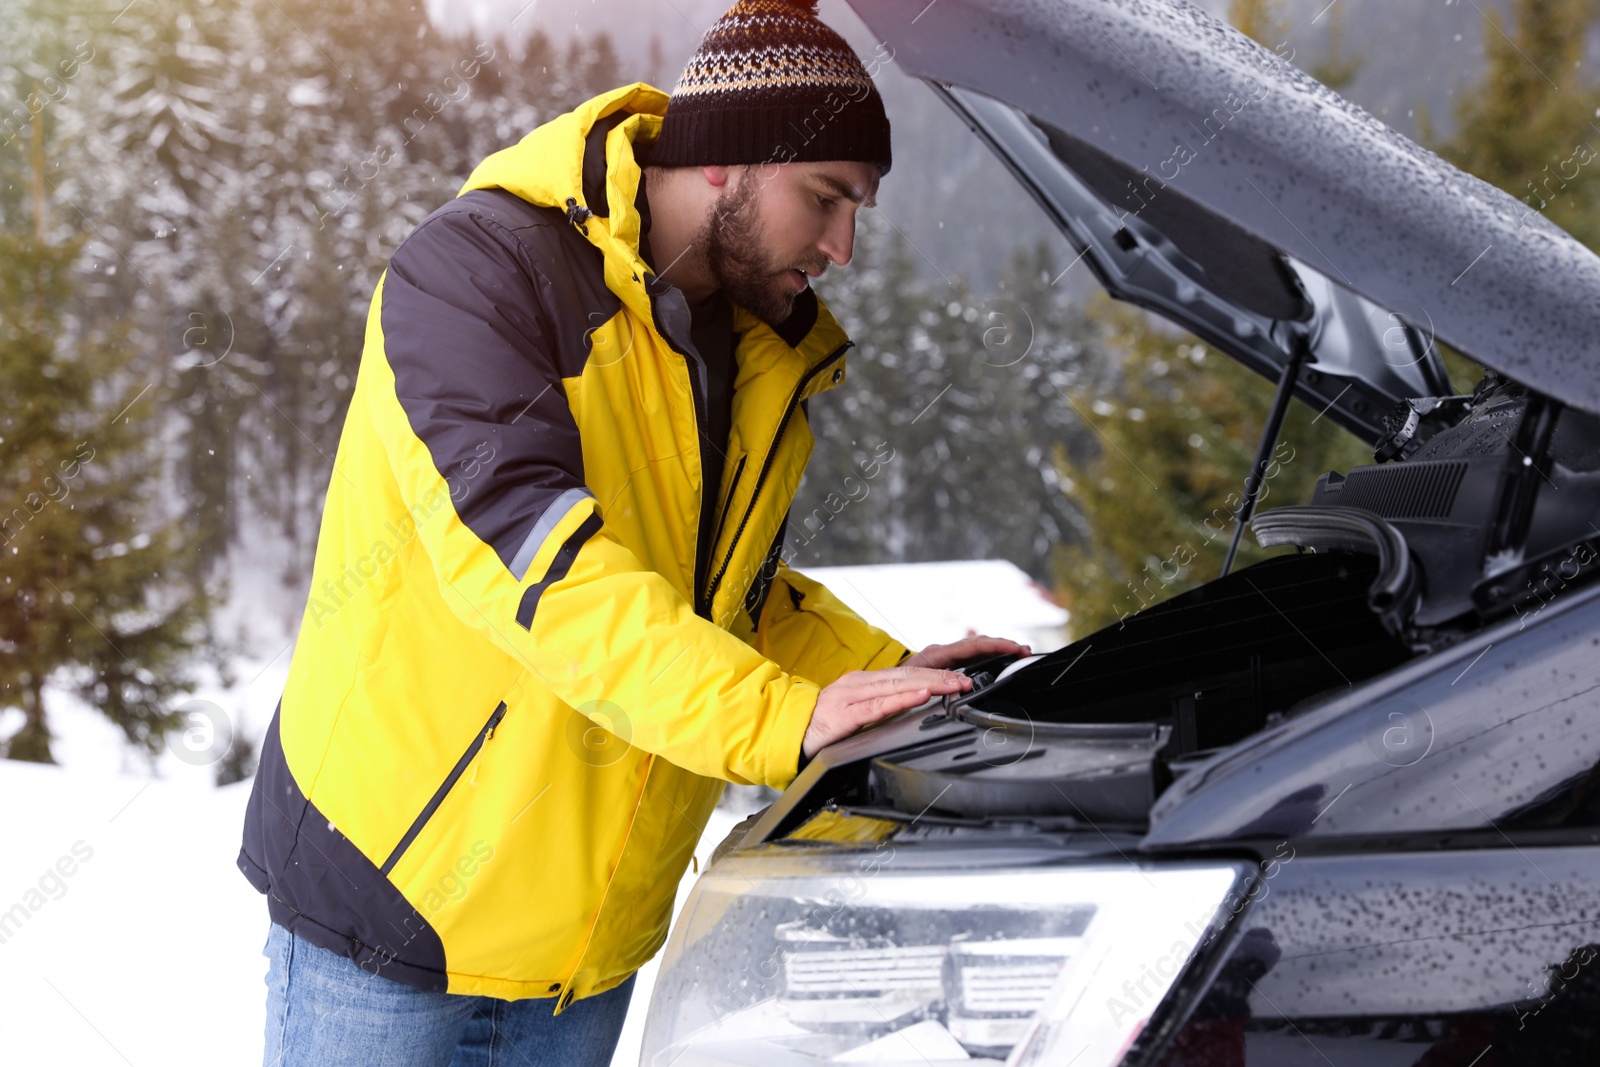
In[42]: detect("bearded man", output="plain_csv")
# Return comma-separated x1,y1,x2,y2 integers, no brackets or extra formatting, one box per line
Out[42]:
238,1,1027,1062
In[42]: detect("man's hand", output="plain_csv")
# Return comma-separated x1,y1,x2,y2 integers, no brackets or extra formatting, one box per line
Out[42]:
803,666,973,758
902,634,1032,670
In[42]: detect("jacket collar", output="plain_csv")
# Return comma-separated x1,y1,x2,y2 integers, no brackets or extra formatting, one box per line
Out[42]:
457,85,853,390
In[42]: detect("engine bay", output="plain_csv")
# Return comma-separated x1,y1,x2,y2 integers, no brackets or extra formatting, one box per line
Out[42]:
861,550,1414,825
756,374,1600,837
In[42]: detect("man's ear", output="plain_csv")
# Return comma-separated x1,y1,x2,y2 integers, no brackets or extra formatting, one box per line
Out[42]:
702,165,732,189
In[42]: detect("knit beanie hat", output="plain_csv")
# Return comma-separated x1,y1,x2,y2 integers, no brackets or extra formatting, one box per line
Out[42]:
649,0,892,174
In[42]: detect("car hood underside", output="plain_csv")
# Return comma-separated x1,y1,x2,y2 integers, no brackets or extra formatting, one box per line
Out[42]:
846,0,1600,430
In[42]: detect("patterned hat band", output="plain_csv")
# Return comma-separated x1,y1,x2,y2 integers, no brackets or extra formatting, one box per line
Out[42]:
649,0,892,173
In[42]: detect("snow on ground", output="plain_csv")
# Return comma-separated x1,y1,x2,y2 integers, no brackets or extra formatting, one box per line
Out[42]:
0,761,264,1065
0,636,289,1067
802,559,1071,653
0,558,1053,1064
0,747,745,1067
0,636,747,1067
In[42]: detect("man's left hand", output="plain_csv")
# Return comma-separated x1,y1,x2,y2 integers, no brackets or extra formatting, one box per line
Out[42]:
902,635,1032,671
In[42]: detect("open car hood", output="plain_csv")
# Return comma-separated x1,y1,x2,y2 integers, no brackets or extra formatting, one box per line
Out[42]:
846,0,1600,434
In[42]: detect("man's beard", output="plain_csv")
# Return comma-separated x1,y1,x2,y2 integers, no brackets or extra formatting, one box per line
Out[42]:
702,175,825,327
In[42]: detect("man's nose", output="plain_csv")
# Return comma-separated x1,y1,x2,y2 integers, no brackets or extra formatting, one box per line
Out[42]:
817,211,857,268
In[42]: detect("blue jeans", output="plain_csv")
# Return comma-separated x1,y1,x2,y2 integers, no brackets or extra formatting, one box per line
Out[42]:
261,922,635,1067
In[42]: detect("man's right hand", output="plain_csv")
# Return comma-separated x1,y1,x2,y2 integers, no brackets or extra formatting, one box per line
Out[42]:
802,666,974,759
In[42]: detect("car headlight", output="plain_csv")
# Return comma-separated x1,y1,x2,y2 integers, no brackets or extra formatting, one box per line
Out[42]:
640,849,1249,1066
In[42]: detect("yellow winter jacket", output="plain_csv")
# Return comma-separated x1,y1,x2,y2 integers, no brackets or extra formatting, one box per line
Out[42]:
237,84,909,1006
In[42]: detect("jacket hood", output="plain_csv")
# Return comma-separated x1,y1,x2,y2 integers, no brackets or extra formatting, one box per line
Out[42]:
459,84,668,332
457,83,853,375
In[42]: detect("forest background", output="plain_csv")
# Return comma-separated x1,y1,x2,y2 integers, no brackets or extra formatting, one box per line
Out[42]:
3,0,1596,773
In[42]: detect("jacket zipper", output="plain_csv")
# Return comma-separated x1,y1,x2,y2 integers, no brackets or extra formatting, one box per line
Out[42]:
703,342,851,616
683,345,717,619
380,701,507,876
703,452,748,607
643,284,717,619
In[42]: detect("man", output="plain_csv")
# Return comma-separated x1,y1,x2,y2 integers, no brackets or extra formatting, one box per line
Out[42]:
238,1,1029,1063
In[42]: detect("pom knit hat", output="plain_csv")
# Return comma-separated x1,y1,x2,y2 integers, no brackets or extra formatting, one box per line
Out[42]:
649,0,892,174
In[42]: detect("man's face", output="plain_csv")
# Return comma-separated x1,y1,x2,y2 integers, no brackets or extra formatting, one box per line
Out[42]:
702,160,879,326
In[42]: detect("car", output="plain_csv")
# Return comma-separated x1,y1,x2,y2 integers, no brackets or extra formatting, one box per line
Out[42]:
635,0,1600,1064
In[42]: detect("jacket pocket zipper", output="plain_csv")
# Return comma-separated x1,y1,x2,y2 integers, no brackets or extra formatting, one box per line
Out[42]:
380,701,507,876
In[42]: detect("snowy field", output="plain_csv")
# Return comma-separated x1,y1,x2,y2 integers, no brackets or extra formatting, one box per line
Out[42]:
0,722,742,1067
0,560,1053,1065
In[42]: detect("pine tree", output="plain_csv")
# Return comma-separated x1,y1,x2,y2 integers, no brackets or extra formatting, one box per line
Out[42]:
1228,0,1288,51
792,215,922,566
1044,0,1384,638
1052,302,1373,635
104,0,235,208
1309,3,1360,91
77,0,628,590
801,216,1097,579
1230,0,1359,90
646,34,667,89
0,129,208,763
82,0,256,585
0,0,633,763
1439,0,1600,252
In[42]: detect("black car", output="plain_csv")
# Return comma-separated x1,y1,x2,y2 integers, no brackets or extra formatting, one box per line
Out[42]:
639,1,1600,1064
